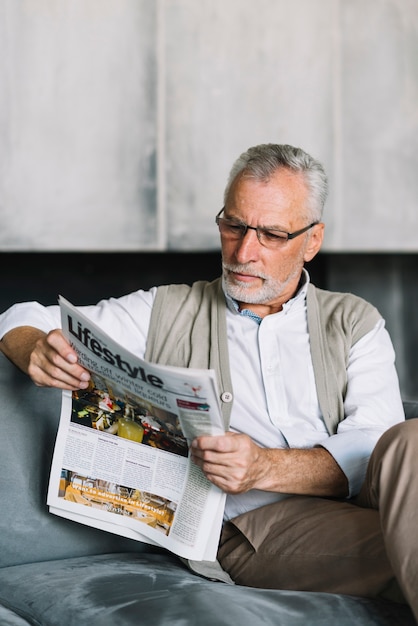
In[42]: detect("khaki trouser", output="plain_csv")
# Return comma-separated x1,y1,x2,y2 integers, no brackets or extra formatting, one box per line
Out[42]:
217,420,418,620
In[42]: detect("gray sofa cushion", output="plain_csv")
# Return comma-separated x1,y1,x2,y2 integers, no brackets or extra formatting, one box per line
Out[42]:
0,553,415,626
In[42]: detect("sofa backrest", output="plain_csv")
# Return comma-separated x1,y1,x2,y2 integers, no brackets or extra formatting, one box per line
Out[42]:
0,353,151,569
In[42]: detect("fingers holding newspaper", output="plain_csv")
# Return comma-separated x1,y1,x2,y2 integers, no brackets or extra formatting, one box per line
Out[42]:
30,328,91,390
0,327,90,390
191,431,265,495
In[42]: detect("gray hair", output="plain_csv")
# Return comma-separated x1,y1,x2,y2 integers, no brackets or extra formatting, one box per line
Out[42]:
224,143,328,221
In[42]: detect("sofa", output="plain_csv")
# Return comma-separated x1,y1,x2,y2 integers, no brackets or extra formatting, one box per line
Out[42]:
0,351,416,626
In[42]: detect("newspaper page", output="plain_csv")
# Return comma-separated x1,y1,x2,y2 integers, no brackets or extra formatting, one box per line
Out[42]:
47,297,226,561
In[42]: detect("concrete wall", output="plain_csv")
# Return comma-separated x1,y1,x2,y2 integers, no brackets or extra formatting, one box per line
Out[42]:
1,0,417,251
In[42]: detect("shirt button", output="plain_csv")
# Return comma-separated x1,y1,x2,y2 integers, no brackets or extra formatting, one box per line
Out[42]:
221,391,233,403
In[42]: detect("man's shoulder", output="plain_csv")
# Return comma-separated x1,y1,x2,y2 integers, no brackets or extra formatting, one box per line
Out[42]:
157,279,211,295
155,278,222,305
308,283,378,313
307,283,382,344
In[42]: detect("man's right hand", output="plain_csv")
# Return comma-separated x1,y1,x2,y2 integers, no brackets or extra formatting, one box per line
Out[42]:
0,326,90,390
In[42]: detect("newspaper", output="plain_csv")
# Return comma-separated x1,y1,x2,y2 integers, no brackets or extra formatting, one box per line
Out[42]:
47,297,226,561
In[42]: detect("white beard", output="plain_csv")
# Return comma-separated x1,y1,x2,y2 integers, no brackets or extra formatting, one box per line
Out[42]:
222,261,303,305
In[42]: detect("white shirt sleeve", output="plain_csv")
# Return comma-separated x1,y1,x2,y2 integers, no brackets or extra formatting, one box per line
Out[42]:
320,318,405,496
0,289,157,359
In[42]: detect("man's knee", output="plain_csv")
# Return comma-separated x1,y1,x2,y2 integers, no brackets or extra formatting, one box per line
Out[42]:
363,418,418,508
374,418,418,460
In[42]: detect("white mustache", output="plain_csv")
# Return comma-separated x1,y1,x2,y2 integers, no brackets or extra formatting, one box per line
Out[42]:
223,263,268,281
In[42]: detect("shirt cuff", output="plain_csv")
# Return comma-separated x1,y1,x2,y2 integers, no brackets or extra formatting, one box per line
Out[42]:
320,430,375,497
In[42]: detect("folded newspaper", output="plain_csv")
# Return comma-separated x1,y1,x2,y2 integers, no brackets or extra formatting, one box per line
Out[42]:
47,297,226,561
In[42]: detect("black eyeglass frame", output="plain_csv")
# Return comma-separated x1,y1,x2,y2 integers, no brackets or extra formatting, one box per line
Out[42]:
215,208,319,246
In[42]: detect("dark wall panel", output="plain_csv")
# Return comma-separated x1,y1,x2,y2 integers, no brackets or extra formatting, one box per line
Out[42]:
0,252,416,400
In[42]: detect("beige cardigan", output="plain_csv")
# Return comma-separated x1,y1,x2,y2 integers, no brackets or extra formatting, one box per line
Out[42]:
145,277,381,435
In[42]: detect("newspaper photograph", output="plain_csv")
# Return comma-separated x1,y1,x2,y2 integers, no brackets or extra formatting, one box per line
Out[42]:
47,297,226,561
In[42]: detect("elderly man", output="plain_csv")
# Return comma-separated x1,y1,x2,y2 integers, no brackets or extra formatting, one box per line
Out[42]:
0,144,416,618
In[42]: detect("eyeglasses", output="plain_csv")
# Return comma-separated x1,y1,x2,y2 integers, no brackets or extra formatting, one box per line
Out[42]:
215,208,318,250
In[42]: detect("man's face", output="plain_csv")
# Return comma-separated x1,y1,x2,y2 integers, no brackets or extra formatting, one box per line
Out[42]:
221,168,324,316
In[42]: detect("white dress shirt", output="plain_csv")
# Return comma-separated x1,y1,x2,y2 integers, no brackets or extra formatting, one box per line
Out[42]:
0,272,404,521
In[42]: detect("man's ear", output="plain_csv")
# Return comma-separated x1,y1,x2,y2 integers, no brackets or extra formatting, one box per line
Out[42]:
303,223,324,262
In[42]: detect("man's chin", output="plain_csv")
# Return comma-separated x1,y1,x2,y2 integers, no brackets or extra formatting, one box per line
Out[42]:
225,281,267,305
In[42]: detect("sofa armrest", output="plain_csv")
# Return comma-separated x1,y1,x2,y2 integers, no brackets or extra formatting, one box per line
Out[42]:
0,353,158,569
403,401,418,420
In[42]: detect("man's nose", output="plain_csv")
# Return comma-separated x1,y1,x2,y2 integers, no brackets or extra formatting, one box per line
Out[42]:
234,228,261,263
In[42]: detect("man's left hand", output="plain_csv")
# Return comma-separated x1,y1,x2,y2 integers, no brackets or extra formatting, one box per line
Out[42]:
191,432,264,494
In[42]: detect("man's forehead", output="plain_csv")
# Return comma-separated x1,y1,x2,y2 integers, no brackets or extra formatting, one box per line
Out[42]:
225,170,309,223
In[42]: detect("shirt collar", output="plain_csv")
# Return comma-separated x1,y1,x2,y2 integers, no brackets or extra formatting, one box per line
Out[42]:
224,268,310,325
